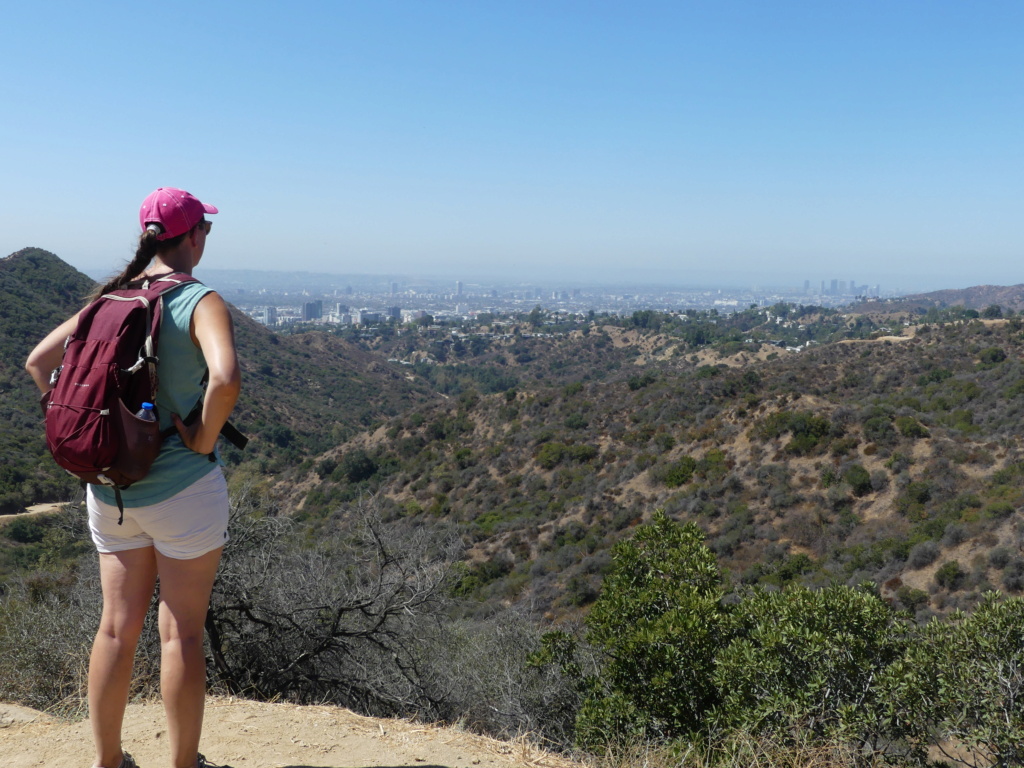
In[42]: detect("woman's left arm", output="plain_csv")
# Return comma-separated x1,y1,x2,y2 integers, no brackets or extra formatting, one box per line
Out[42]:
25,312,82,393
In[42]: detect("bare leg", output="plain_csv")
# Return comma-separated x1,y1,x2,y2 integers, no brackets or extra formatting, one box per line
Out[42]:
156,547,223,768
90,547,158,768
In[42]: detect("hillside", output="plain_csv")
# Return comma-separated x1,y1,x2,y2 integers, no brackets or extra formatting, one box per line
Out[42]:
280,314,1024,619
0,249,99,512
7,249,1024,620
853,283,1024,315
0,249,438,516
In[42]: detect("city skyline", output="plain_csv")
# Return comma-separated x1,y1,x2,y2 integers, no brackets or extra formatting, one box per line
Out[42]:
116,266,893,300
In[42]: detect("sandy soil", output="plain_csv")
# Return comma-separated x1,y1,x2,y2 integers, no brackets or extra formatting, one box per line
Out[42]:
0,698,577,768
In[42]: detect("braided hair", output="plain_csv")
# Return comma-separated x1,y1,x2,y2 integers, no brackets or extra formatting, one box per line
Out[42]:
87,223,190,302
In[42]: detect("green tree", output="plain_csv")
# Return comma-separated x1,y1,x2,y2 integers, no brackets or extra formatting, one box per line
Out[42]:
575,512,727,745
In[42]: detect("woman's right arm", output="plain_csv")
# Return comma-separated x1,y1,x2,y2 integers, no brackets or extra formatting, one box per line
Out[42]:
25,312,81,393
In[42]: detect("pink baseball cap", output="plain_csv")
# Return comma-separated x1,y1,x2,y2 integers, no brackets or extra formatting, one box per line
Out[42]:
139,187,218,240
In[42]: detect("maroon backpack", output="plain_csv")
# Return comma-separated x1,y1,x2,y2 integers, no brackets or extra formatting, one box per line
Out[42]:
41,273,201,516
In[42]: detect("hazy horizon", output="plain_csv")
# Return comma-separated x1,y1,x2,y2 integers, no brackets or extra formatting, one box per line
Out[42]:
3,2,1021,294
60,259,1003,298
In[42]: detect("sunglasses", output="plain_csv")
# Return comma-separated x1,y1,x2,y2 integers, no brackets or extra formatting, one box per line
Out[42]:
200,219,213,234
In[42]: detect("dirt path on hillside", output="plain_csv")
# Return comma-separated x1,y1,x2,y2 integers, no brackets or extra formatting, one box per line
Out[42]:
0,698,577,768
0,502,71,525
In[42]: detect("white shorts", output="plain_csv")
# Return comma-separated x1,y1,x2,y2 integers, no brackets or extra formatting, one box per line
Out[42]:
87,467,230,560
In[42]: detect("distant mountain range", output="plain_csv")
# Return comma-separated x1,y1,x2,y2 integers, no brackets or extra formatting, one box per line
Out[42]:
854,284,1024,313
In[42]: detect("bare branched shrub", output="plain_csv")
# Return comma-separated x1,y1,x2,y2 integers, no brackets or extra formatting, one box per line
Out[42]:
0,567,98,713
207,493,462,717
208,489,584,745
0,512,163,714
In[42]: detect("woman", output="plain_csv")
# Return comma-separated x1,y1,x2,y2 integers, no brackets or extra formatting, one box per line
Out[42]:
26,188,241,768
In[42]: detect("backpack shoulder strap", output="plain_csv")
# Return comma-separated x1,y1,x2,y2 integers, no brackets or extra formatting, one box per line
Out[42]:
127,271,203,298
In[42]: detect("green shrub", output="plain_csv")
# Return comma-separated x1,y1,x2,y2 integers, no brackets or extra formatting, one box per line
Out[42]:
333,449,378,483
568,444,599,463
896,586,929,612
756,410,831,454
896,481,932,520
983,501,1016,519
830,436,859,456
895,416,929,439
562,381,584,397
714,584,906,740
536,442,566,470
935,560,966,590
843,464,872,497
564,413,588,430
660,456,697,488
979,346,1007,365
5,517,46,544
653,433,676,453
863,416,895,445
627,372,657,391
880,594,1024,766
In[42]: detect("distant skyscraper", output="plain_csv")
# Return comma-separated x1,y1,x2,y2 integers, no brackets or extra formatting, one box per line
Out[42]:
830,279,838,295
456,280,463,296
302,301,322,321
391,281,398,296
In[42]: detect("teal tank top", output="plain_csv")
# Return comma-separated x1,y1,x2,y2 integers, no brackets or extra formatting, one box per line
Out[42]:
92,280,222,507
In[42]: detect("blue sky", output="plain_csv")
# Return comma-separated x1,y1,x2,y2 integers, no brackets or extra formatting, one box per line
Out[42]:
2,1,1021,291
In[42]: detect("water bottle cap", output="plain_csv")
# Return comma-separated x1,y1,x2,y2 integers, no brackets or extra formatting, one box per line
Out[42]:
141,402,154,410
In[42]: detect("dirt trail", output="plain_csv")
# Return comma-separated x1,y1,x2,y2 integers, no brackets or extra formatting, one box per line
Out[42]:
0,502,70,525
0,697,577,768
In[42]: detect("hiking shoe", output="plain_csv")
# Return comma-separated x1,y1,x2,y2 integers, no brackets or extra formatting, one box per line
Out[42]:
196,754,231,768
